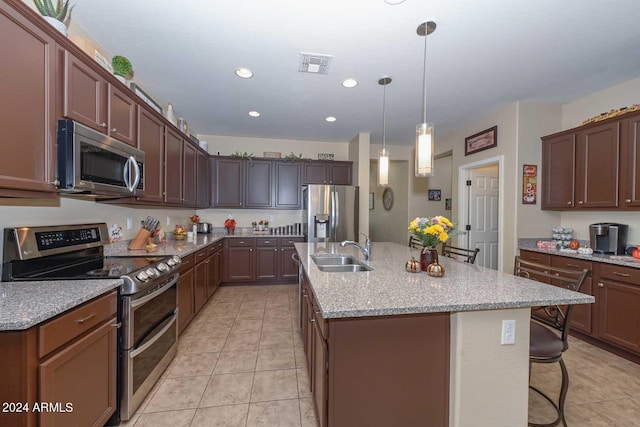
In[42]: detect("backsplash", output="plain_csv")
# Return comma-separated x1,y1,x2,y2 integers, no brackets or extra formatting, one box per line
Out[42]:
560,211,639,243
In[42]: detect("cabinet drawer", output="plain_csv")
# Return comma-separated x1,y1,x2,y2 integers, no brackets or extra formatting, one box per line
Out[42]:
256,239,278,247
226,238,255,247
551,256,592,271
39,291,117,358
281,237,304,248
207,243,218,257
195,248,208,263
599,263,640,285
519,250,550,265
181,253,195,271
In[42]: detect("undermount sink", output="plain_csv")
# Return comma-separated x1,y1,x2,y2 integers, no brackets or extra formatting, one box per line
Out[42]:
311,254,373,272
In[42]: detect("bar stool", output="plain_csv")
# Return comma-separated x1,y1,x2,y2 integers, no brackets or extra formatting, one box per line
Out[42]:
441,244,480,264
514,256,590,427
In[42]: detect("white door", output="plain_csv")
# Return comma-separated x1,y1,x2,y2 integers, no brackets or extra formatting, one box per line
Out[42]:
466,165,499,270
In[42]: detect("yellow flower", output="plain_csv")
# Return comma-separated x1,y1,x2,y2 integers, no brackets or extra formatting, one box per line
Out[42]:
441,218,453,227
439,231,449,242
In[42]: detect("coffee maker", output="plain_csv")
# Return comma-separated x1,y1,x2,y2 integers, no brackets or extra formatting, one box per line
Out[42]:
589,223,628,254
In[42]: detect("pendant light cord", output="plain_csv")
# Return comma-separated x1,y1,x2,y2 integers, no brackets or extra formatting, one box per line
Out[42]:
422,28,428,124
382,83,387,150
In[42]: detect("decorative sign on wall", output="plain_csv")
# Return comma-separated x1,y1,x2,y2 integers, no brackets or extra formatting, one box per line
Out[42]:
318,153,335,160
465,126,497,156
130,83,163,114
522,164,537,204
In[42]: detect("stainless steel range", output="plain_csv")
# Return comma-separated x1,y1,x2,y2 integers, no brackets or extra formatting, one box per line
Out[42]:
2,223,181,423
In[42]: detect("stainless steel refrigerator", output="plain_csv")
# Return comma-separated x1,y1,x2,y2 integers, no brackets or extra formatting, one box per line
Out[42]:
302,185,359,242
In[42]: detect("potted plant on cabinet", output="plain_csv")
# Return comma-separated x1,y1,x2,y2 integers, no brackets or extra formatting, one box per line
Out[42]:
112,55,133,85
33,0,72,36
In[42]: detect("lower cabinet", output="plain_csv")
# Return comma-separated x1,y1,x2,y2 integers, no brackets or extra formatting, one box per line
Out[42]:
177,256,195,335
224,237,303,284
0,291,117,427
194,248,208,313
225,239,255,282
550,256,593,334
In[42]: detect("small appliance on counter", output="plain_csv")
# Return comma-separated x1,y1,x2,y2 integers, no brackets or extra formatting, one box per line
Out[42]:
196,222,212,233
589,223,628,254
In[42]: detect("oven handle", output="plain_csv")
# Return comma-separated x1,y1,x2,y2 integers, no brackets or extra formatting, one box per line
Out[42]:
129,310,177,358
130,274,179,309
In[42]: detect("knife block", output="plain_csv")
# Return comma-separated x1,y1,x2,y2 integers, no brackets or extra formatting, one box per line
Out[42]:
128,228,151,250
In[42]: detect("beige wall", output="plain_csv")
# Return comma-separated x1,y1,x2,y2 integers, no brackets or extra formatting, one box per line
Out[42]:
368,160,409,245
349,133,370,241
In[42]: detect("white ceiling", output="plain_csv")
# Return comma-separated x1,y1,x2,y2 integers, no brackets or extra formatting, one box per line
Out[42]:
71,0,640,146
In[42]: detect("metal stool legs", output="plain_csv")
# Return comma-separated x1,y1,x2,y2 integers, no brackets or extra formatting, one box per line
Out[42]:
528,358,569,427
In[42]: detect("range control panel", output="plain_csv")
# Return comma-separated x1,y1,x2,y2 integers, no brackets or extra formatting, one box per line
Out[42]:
35,227,101,250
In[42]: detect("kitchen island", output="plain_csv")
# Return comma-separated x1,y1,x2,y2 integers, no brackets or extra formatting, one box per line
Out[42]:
295,241,594,427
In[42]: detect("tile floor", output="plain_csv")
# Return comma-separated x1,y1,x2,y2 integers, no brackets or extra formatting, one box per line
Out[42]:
118,284,640,427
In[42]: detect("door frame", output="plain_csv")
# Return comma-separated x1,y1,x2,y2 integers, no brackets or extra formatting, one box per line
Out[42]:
457,155,504,271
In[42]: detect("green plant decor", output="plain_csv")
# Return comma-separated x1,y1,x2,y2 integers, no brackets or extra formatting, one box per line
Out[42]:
229,151,254,160
34,0,72,21
112,55,133,77
283,151,311,162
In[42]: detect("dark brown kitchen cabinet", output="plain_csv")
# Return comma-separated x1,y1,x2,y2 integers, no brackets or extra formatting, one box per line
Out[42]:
177,258,195,335
517,250,551,284
214,158,244,207
312,305,329,427
206,243,221,298
541,133,575,209
303,161,353,185
224,239,255,282
0,1,57,196
256,239,278,280
63,51,137,147
620,113,640,208
275,161,302,209
136,106,165,203
595,263,640,353
550,256,593,335
164,128,184,205
215,241,224,288
245,160,273,208
196,150,210,208
193,249,208,313
183,141,197,206
281,238,303,280
574,121,620,208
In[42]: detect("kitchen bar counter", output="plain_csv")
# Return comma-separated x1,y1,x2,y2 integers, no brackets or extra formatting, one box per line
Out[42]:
296,241,593,319
518,238,640,269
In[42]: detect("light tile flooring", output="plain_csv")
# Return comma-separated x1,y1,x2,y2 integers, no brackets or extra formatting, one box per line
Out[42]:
118,284,640,427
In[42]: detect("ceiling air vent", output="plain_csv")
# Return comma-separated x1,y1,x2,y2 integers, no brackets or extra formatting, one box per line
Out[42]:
298,52,333,74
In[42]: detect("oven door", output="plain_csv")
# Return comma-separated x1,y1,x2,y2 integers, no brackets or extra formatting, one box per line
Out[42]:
120,274,178,420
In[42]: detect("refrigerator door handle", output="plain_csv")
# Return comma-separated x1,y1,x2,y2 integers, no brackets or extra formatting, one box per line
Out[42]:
333,190,340,241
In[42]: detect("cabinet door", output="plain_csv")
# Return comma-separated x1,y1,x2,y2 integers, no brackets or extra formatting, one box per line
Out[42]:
39,320,116,427
575,121,620,208
183,141,197,206
108,84,137,146
206,254,218,298
550,256,593,335
137,107,164,203
214,158,243,207
518,250,551,283
196,150,210,208
620,114,640,208
0,4,57,194
275,162,302,209
541,133,575,209
596,279,640,353
194,260,207,313
329,162,352,185
225,247,254,281
256,247,278,280
63,51,108,133
303,162,328,184
245,160,273,208
177,268,195,334
312,314,328,427
164,128,183,204
280,246,301,280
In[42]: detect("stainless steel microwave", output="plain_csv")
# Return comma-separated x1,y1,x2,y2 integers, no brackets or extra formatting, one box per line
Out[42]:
57,119,145,197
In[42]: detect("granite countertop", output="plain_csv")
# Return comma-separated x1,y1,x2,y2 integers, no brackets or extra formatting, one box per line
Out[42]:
295,242,594,319
0,278,123,331
518,238,640,269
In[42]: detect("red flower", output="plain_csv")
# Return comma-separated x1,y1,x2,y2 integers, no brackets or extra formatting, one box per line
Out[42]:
224,219,236,228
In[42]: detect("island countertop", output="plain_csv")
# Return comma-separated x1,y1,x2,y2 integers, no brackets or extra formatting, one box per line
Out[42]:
295,242,594,319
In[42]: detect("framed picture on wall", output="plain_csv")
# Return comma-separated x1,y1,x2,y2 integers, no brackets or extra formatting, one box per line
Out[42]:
428,189,442,201
465,126,497,156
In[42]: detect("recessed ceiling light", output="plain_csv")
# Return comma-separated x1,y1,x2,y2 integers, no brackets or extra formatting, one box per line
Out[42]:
384,0,406,4
325,116,337,122
342,79,358,88
248,111,260,117
235,68,253,78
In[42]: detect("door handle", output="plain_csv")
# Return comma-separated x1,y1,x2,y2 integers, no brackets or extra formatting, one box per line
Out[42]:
123,157,132,190
131,157,141,191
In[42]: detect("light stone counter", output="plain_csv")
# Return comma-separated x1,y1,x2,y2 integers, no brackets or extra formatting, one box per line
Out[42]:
0,278,122,331
296,241,594,319
519,238,640,269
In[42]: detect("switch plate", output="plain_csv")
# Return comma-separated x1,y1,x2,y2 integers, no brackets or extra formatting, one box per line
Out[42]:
126,218,133,230
501,320,516,345
166,216,171,226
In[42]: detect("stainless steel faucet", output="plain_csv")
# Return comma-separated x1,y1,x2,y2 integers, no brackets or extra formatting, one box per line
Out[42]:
340,232,371,260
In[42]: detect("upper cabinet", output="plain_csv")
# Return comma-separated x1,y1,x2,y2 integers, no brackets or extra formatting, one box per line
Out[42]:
136,106,165,204
541,112,637,211
183,141,197,206
164,128,183,205
303,161,352,185
196,150,210,208
0,1,57,196
274,162,302,209
63,52,137,147
214,158,244,207
245,160,273,208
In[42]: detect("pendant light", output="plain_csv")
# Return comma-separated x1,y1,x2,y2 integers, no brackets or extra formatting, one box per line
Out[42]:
415,21,436,177
378,76,392,187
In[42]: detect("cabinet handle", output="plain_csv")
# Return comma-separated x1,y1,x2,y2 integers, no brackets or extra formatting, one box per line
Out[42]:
274,248,278,252
76,312,97,324
598,282,604,288
565,263,580,268
531,256,541,260
110,322,122,328
281,248,284,251
626,199,632,203
239,241,245,244
198,252,205,257
613,272,630,278
309,317,315,323
264,241,270,243
578,201,584,205
566,201,572,205
111,127,118,133
250,248,253,252
100,122,107,128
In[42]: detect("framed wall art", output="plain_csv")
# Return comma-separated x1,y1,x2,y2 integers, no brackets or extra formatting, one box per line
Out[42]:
465,126,497,156
522,164,537,204
428,189,441,201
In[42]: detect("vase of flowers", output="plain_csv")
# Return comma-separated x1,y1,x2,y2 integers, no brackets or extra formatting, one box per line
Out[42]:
224,218,236,235
408,216,460,271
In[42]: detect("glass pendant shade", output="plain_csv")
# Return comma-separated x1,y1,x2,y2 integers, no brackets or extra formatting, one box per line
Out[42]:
378,148,390,186
415,122,434,177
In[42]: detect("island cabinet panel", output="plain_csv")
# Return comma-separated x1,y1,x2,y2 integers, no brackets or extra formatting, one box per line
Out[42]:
541,133,575,209
136,106,165,203
274,161,302,209
245,160,273,207
214,158,244,207
183,141,197,206
164,128,184,205
575,120,620,208
550,256,593,335
595,263,640,353
0,2,57,196
620,113,640,208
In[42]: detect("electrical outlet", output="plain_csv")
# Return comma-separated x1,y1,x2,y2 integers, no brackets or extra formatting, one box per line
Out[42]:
166,216,171,226
269,215,274,222
126,218,133,230
501,320,516,345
